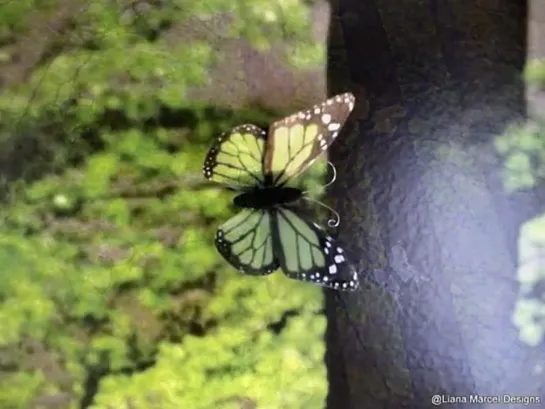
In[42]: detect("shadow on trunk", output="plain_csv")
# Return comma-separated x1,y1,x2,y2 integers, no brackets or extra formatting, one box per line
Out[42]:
324,0,545,408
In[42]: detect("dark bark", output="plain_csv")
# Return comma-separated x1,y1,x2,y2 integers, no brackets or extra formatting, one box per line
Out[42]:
325,0,544,408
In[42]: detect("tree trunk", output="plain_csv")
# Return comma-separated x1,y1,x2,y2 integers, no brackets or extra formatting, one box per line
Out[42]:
325,0,544,408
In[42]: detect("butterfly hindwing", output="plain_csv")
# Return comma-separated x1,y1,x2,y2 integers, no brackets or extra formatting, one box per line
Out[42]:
215,208,279,275
272,207,359,291
203,124,267,189
265,92,355,186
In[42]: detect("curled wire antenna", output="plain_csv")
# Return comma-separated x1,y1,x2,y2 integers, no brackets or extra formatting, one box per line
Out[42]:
302,196,341,228
302,161,337,196
300,161,340,227
323,161,337,189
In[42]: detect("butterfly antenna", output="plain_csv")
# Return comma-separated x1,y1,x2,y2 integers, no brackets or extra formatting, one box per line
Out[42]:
301,161,338,195
323,161,337,189
302,196,341,228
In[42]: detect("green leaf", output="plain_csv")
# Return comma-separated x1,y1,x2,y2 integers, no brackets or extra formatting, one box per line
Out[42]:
84,153,119,198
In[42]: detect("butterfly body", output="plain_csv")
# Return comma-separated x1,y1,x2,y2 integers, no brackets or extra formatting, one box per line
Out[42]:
233,186,303,209
203,92,359,291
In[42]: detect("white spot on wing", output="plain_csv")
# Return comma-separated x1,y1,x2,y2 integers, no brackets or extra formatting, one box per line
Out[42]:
321,114,332,124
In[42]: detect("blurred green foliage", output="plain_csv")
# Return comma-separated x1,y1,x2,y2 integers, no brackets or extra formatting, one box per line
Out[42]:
0,1,329,408
495,121,545,192
514,214,545,347
525,59,545,87
496,58,545,348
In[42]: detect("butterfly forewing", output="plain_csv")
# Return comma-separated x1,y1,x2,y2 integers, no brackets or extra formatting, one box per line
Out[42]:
203,124,268,189
265,92,355,186
215,208,279,275
272,207,359,291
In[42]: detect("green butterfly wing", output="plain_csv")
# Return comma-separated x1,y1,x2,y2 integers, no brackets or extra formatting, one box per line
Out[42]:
203,93,355,189
214,206,359,290
265,92,355,186
203,124,267,189
272,207,359,291
215,208,279,275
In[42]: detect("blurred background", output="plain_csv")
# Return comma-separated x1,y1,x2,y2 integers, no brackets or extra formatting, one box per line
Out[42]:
0,1,337,408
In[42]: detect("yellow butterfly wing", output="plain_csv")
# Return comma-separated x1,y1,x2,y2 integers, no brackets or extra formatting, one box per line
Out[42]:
215,208,279,275
273,207,359,291
203,124,267,189
265,92,355,186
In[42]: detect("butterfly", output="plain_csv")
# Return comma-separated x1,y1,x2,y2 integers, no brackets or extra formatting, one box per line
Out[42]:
202,93,359,291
